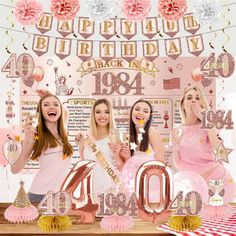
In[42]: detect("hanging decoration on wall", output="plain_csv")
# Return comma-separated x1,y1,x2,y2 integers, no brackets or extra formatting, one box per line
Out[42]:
86,0,115,21
212,142,232,163
158,0,187,21
50,0,80,21
194,0,223,26
122,0,151,21
14,0,43,26
4,181,39,223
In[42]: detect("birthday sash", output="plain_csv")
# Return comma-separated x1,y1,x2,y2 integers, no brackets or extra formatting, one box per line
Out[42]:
84,138,121,185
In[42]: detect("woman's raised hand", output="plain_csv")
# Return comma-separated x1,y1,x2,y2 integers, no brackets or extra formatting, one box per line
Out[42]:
23,115,37,141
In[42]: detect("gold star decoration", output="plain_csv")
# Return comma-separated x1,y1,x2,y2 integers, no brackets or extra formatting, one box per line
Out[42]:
15,136,21,142
138,119,145,126
212,142,232,163
34,135,39,141
130,142,138,151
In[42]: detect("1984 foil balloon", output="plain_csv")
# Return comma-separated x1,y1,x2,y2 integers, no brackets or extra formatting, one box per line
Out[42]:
135,160,173,222
60,160,98,223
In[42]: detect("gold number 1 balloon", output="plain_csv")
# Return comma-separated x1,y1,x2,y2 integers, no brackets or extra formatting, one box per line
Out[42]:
135,160,173,222
60,160,98,223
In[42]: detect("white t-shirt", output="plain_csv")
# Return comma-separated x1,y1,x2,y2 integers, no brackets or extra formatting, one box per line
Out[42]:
29,146,71,195
83,136,120,197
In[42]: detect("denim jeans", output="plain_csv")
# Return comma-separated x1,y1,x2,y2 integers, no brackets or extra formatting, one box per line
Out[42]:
28,192,45,203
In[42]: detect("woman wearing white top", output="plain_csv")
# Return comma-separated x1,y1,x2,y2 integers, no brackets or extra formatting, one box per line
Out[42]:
11,92,73,203
76,99,124,196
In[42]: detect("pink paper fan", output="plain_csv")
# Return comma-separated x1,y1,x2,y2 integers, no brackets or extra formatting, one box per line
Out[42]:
201,204,233,220
158,0,187,21
100,215,134,232
50,0,80,21
4,205,38,223
14,0,43,26
123,0,151,21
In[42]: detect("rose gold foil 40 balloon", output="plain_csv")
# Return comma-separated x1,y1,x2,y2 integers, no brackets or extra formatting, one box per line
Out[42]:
60,160,98,223
135,160,173,222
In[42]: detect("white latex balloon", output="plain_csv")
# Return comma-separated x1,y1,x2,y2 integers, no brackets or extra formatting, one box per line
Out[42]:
3,140,22,166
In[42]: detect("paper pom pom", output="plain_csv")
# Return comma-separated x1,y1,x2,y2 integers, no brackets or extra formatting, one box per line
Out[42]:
86,0,115,21
123,0,151,21
168,215,202,231
194,0,223,25
4,181,38,223
50,0,80,21
100,215,134,232
200,204,233,220
158,0,187,21
37,215,72,232
14,0,43,26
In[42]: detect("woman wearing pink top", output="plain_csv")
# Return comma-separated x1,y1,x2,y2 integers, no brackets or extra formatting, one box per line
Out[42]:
172,86,235,202
11,92,73,203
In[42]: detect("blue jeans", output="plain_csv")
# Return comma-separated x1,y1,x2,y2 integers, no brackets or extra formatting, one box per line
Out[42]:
28,192,45,203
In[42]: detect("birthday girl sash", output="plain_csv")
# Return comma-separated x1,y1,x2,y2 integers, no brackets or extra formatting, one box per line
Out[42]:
84,138,121,185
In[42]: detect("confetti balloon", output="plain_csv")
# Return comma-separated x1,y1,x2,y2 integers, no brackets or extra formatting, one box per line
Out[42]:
191,67,204,81
31,66,44,82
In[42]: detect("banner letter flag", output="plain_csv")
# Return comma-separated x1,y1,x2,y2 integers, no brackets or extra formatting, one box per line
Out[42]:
100,41,116,62
78,17,95,39
142,17,158,39
163,20,179,37
57,20,74,37
142,40,159,61
77,40,93,61
32,34,50,56
183,13,200,35
186,34,204,56
54,38,72,60
121,41,137,62
36,13,53,34
165,38,182,60
100,19,116,40
120,19,137,40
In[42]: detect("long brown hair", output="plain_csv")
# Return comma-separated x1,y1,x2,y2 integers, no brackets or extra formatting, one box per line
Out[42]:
129,99,153,156
31,93,73,160
90,99,114,138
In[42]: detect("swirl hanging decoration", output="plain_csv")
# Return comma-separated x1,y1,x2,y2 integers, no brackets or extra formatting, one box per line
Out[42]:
5,0,15,54
22,27,30,50
208,26,217,49
221,6,231,53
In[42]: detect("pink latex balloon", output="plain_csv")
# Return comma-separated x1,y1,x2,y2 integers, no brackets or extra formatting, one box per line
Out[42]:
191,67,204,82
31,66,44,82
121,152,154,195
174,171,208,203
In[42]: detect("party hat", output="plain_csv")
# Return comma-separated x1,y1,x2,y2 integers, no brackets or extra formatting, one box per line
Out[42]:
4,181,39,223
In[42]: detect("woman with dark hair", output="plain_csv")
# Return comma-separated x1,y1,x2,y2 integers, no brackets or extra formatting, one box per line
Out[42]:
11,92,73,203
122,99,164,162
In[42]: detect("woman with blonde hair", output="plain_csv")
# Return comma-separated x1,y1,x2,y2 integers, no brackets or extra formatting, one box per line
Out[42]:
172,86,235,202
11,92,73,203
76,99,124,195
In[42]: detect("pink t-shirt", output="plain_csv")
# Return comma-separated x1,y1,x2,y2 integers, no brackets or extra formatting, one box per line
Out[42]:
175,123,218,175
174,123,235,202
29,146,71,195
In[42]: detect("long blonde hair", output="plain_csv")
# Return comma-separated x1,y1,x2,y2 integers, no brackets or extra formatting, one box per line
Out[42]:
90,99,114,138
31,93,73,160
180,86,209,123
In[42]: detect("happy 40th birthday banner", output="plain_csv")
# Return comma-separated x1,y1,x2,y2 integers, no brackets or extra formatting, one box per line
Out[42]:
32,13,204,60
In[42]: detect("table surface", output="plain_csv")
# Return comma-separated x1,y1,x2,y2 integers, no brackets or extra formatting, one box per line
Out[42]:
0,203,174,236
